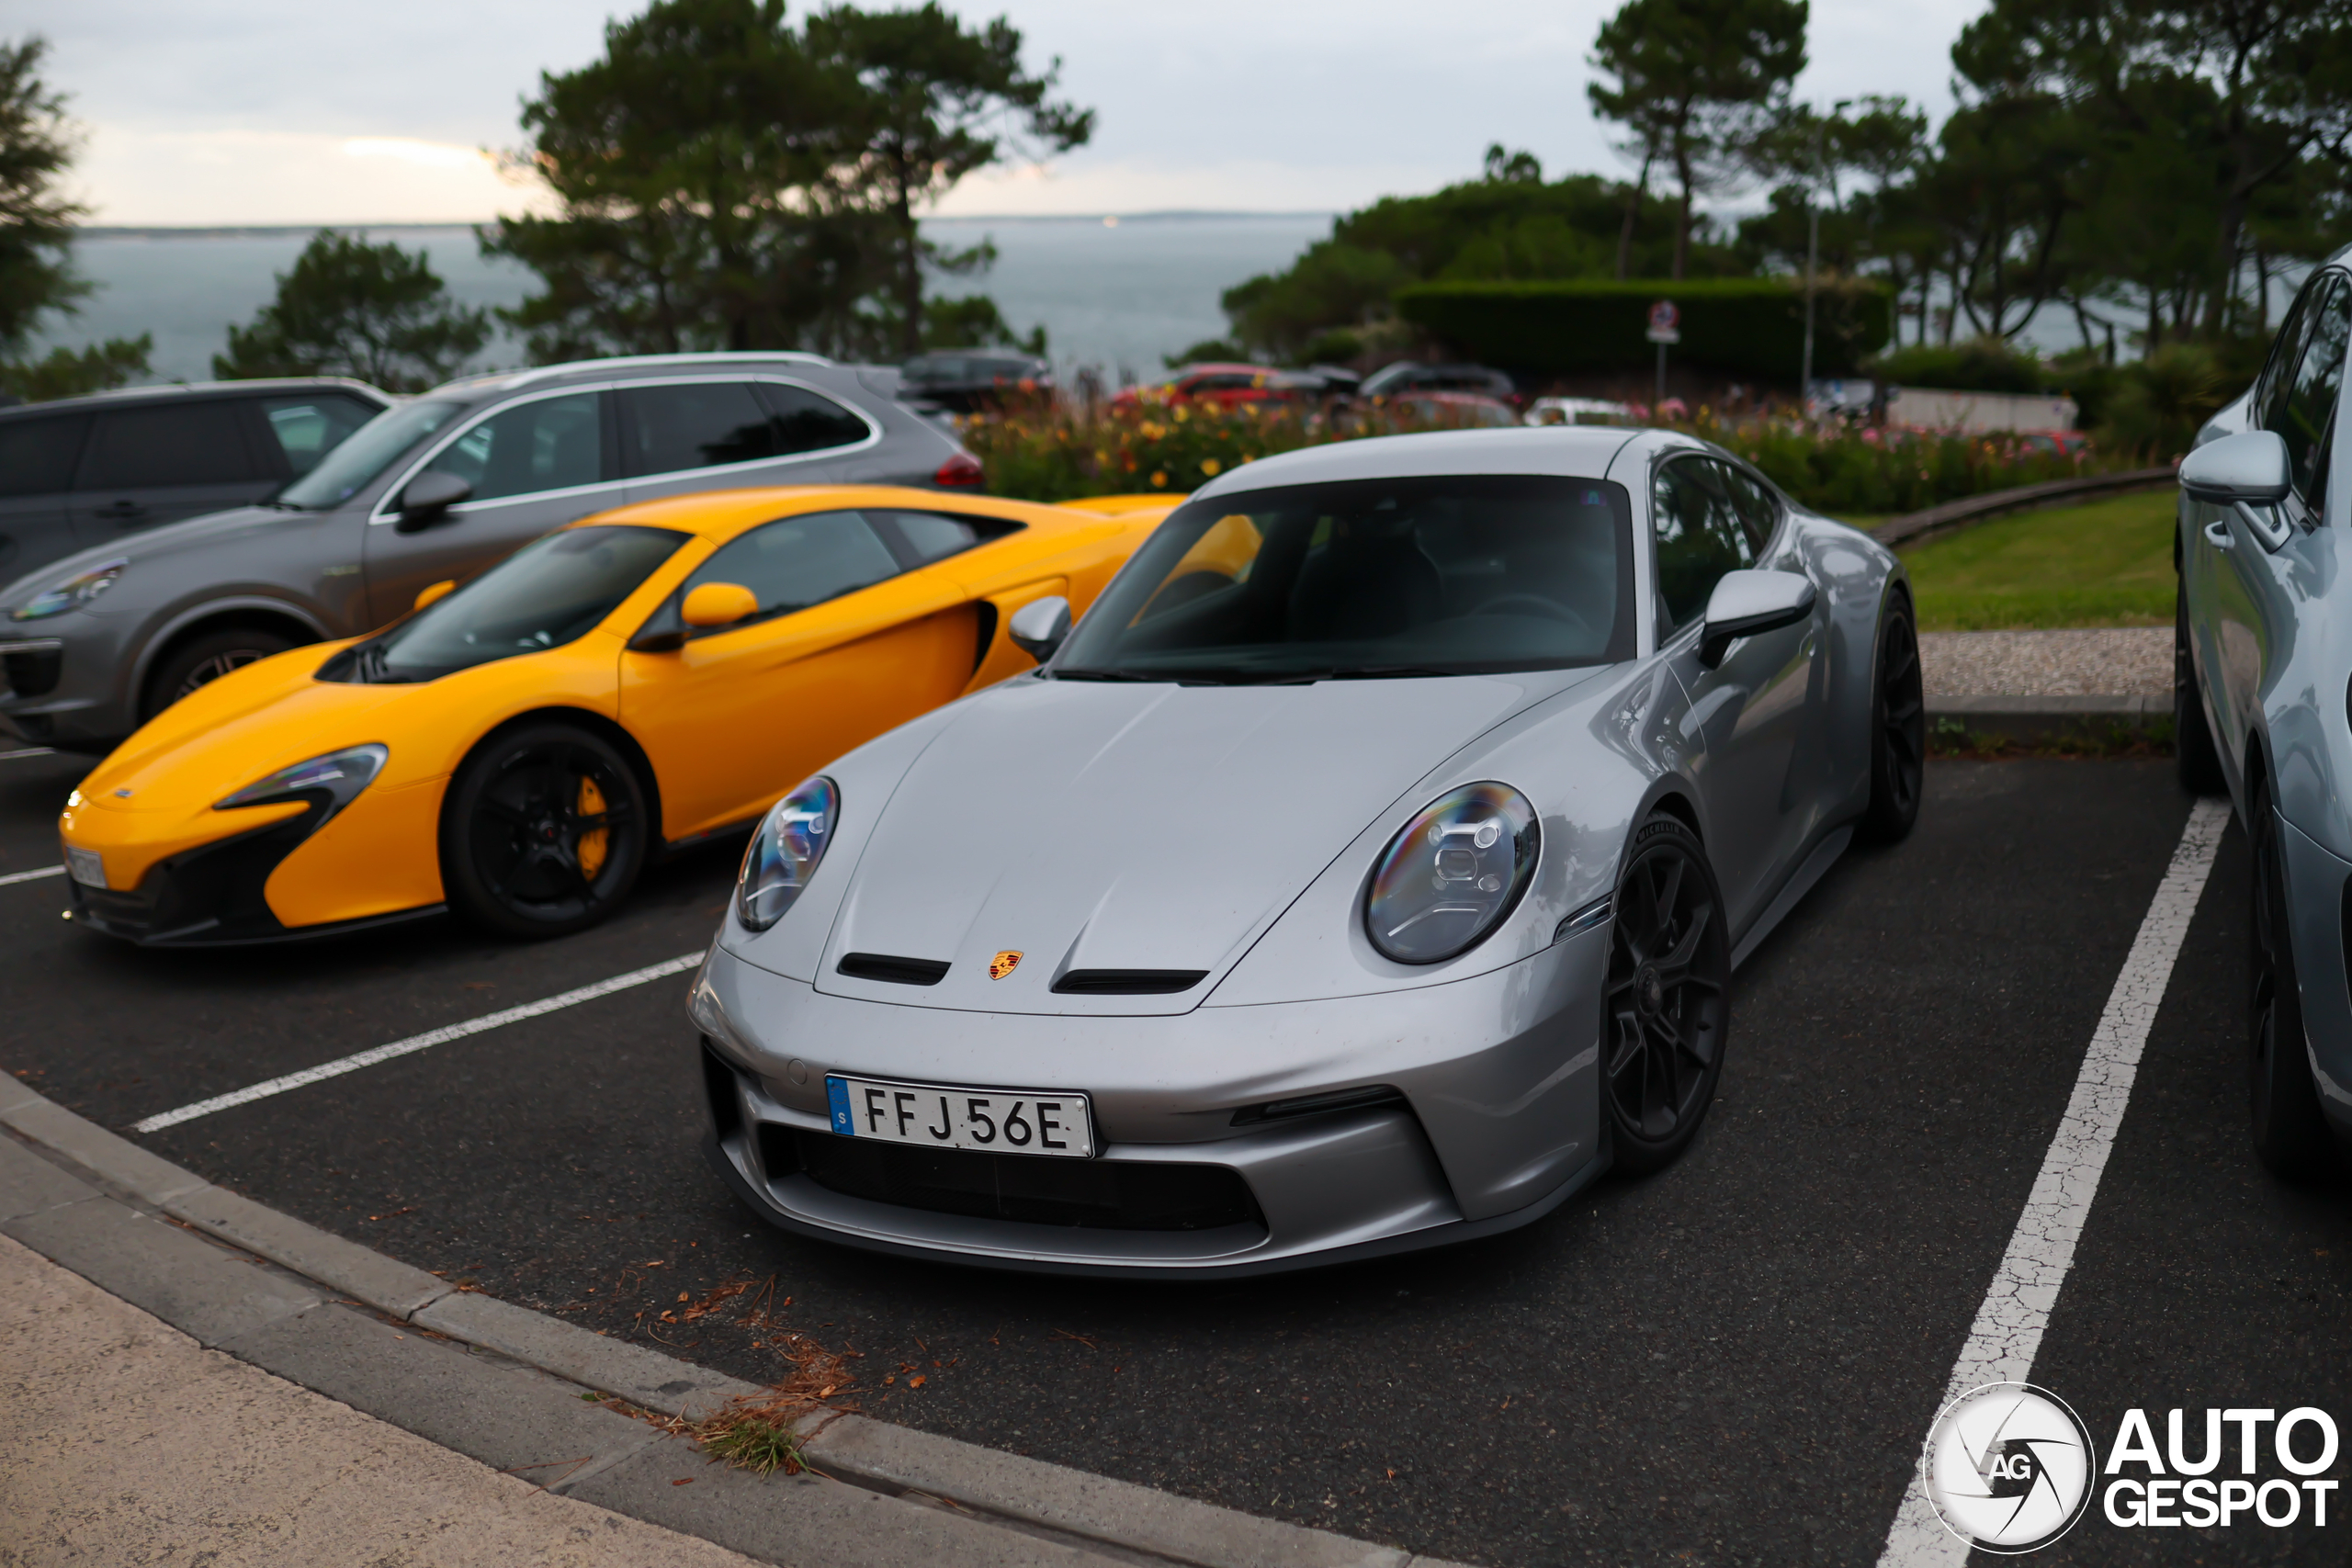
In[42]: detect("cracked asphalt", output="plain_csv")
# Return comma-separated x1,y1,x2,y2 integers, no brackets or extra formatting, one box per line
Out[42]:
6,748,2346,1565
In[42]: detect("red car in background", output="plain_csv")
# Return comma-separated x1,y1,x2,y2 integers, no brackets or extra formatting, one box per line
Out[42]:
1114,362,1329,410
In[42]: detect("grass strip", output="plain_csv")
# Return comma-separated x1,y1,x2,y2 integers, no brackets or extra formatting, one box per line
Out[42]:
1897,488,2177,631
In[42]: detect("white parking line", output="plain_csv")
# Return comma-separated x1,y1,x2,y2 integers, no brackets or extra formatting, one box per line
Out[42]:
0,864,64,886
131,951,706,1134
0,747,55,761
1875,796,2231,1565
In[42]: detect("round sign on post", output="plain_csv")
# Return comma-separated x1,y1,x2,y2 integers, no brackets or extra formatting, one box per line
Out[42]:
1645,299,1680,344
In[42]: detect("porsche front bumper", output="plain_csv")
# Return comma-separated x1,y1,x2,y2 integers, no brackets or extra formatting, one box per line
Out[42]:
695,926,1612,1277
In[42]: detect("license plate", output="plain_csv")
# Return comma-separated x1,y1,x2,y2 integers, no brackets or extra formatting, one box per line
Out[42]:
824,1075,1094,1158
63,845,104,889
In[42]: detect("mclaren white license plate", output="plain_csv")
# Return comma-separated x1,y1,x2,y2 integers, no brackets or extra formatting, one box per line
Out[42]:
63,845,105,889
824,1075,1094,1158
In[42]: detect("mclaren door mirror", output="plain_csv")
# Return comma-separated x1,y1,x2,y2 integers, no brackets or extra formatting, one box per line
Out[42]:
1008,594,1072,662
682,581,759,629
1699,569,1815,669
2180,430,2294,547
395,470,473,534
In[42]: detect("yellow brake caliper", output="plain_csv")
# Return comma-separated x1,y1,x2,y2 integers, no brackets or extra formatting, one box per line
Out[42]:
576,775,609,880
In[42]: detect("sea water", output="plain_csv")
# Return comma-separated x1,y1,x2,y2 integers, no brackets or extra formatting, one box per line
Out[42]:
31,213,1330,389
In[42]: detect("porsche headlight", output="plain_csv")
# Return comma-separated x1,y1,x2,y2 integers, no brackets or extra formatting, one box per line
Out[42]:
1364,782,1540,964
214,743,389,823
737,776,836,931
12,558,128,620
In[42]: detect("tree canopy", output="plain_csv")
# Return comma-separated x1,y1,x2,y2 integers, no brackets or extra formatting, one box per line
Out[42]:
215,230,491,392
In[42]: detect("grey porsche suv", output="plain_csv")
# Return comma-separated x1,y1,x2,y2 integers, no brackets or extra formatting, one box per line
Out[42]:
0,353,984,752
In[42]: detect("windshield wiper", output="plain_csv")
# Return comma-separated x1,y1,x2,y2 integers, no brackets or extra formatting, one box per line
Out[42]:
1233,665,1463,684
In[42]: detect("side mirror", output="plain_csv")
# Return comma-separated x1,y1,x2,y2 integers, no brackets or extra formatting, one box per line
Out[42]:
1008,594,1072,663
682,581,759,629
412,580,456,613
395,470,472,534
2179,429,2291,506
1699,569,1815,669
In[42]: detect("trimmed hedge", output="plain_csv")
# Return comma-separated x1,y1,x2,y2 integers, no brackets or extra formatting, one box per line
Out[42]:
1393,277,1894,380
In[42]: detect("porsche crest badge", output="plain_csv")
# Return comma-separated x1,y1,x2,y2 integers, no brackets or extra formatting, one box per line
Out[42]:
989,950,1023,980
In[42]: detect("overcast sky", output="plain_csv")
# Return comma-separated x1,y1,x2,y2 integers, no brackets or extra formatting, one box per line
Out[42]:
28,0,1987,227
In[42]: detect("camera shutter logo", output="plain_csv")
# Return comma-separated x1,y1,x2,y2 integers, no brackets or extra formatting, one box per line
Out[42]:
1923,1382,2097,1553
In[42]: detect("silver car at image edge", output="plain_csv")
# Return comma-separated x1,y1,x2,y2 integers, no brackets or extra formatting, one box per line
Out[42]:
0,352,982,752
2175,241,2352,1179
692,423,1927,1276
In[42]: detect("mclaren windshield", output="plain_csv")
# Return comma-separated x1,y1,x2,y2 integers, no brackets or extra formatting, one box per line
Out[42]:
328,525,686,682
1051,474,1634,682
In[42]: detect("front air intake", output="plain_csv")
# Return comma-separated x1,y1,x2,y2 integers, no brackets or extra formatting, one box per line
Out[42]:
837,953,951,987
1051,969,1209,996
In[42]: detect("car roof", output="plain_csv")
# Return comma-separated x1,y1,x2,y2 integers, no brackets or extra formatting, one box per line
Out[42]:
0,376,391,418
1189,426,1640,498
428,351,838,400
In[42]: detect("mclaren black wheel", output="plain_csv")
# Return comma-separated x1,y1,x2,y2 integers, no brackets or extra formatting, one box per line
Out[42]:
2247,776,2335,1179
2177,575,2226,795
1860,595,1925,842
1605,813,1731,1174
441,722,650,940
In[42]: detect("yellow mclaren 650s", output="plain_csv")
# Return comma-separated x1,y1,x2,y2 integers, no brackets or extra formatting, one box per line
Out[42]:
56,486,1176,945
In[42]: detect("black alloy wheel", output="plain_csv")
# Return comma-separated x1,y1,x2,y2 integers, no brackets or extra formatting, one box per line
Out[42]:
141,626,300,720
1605,813,1731,1173
1860,596,1925,841
2176,575,2227,795
441,722,650,939
2246,776,2335,1179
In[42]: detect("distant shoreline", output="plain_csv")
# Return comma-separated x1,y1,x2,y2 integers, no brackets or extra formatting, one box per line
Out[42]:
80,211,1336,241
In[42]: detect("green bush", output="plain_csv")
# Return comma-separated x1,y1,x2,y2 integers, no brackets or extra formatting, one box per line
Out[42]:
1391,277,1893,378
2099,343,2230,458
1688,412,2125,515
1865,337,2045,394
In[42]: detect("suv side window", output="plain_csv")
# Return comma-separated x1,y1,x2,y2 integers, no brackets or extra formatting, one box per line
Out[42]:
619,380,869,477
0,413,92,497
2267,273,2349,506
1652,457,1756,631
669,510,902,637
422,390,605,503
757,382,871,454
255,394,378,478
78,402,259,489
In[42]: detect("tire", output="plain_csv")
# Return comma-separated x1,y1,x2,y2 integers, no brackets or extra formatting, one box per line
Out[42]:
2177,575,2226,795
1860,594,1926,843
141,626,299,720
1605,813,1732,1174
440,721,650,940
2247,775,2335,1179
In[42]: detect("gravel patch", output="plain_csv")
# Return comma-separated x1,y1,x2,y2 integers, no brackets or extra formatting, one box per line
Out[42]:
1920,628,2171,697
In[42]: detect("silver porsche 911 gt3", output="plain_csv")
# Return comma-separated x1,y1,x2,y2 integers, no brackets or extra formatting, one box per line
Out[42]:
690,425,1924,1275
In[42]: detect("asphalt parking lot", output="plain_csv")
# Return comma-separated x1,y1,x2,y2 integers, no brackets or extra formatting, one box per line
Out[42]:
6,746,2348,1566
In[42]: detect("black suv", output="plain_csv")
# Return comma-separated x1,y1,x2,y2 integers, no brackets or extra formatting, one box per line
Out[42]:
0,379,391,587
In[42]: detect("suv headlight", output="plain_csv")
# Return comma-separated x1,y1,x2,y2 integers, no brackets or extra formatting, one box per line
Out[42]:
215,743,389,826
1364,782,1540,964
11,558,128,621
737,776,836,931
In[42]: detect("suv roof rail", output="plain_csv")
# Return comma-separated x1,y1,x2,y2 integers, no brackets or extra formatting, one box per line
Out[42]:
477,350,836,392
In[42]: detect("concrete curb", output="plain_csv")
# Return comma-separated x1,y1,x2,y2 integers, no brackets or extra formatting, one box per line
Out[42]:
1928,693,2169,741
0,1077,1473,1568
1870,466,2176,548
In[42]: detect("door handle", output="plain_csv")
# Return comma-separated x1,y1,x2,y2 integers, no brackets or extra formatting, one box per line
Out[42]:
2203,519,2234,550
96,500,149,523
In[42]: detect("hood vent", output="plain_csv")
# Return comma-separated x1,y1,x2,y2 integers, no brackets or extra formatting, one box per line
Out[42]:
1051,968,1209,996
837,953,951,987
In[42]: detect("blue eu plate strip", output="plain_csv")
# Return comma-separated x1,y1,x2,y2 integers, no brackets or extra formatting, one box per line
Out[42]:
825,1076,854,1135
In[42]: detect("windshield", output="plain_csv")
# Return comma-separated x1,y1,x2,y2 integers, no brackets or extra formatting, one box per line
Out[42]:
358,525,686,681
1052,474,1634,683
277,399,469,509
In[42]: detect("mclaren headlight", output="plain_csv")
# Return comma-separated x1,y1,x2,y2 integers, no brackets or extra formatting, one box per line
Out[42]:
12,558,128,620
1363,782,1540,964
737,776,836,931
214,743,389,826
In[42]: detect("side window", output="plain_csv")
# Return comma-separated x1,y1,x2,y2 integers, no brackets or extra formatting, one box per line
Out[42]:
1720,465,1781,553
621,381,778,476
868,509,984,564
78,402,258,489
1651,458,1755,631
0,413,92,497
756,382,872,455
677,511,901,634
422,391,604,503
2269,275,2349,504
2257,281,2325,434
255,394,377,478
